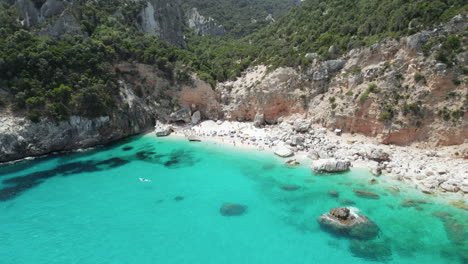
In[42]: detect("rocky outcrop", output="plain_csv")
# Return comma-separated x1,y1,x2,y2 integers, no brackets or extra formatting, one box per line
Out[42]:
317,207,380,240
186,8,225,36
137,0,186,48
5,0,186,47
38,10,83,39
0,62,213,163
0,113,153,163
311,159,351,173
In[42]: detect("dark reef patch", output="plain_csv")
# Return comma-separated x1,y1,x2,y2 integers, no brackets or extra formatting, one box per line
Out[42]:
0,158,129,201
349,239,392,262
122,146,134,151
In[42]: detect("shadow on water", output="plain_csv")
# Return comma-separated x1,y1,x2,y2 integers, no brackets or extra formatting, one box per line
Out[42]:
0,136,199,202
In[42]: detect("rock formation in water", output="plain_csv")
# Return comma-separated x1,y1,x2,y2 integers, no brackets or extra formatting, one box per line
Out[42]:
317,207,380,240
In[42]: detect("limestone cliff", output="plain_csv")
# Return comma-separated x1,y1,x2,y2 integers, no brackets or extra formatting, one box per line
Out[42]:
186,7,225,37
0,63,218,162
137,0,186,48
3,0,186,47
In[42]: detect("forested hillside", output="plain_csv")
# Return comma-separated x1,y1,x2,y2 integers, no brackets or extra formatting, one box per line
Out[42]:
251,0,468,67
189,0,467,83
0,1,196,121
0,0,466,123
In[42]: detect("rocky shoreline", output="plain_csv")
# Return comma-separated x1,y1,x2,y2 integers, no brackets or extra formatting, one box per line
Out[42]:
155,118,468,198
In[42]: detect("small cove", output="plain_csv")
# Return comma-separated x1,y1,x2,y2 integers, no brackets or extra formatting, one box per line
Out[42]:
0,134,466,264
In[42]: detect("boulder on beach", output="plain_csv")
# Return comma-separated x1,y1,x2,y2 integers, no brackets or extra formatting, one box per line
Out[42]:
293,120,310,133
191,110,201,124
155,127,172,137
169,108,192,123
274,146,294,157
311,159,351,173
364,147,390,162
353,189,380,199
187,135,201,142
317,207,380,240
220,203,247,216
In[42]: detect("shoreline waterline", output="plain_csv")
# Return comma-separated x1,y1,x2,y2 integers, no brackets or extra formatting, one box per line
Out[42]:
154,119,467,202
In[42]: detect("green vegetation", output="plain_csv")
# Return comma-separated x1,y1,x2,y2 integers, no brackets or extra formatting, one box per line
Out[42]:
0,0,466,122
345,90,353,96
246,0,467,68
414,73,426,83
402,102,422,116
360,83,380,102
0,2,198,121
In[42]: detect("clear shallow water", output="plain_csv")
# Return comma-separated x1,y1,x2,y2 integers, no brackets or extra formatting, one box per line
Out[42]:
0,135,466,264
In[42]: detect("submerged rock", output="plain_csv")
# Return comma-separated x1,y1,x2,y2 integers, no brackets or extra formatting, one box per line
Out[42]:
220,203,247,216
337,198,356,206
328,190,339,197
280,184,301,191
285,159,300,167
353,189,380,199
317,207,380,240
311,159,351,173
349,239,392,262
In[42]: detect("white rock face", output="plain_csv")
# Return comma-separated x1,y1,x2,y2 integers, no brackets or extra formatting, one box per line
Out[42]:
311,159,351,173
186,8,226,36
274,146,294,157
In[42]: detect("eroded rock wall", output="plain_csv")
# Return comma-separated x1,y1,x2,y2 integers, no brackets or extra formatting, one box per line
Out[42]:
217,15,468,147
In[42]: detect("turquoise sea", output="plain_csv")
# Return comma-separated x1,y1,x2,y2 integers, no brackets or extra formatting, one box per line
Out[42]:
0,134,466,264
